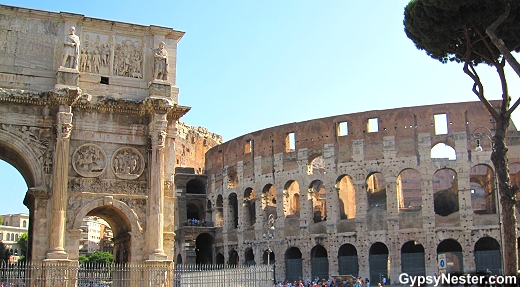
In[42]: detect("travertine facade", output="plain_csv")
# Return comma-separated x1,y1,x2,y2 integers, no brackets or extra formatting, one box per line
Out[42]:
0,5,226,277
179,100,520,283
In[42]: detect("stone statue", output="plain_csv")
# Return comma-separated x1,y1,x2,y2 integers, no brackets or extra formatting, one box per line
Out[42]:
61,26,81,70
153,42,168,81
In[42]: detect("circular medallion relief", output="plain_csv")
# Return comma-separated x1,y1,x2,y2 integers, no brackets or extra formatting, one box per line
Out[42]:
111,147,145,180
72,144,107,177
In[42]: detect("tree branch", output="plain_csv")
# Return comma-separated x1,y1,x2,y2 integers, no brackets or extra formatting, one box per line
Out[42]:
486,2,520,79
462,25,501,120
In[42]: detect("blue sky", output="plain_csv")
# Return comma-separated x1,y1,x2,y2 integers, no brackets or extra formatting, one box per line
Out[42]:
1,1,519,214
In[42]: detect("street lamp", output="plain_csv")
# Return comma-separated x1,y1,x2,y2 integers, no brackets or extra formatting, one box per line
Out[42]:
263,213,275,284
472,127,504,275
262,214,275,266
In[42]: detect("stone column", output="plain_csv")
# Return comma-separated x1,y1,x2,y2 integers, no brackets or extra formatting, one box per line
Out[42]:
147,112,168,260
46,105,72,259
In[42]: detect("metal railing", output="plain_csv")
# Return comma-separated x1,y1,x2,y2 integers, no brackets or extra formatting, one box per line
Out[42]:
0,262,274,287
176,264,273,287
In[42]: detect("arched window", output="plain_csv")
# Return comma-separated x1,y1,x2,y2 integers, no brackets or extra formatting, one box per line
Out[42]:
367,173,386,210
397,169,422,211
310,180,327,223
337,175,356,219
284,181,300,217
433,169,459,216
470,165,496,214
22,220,27,228
431,143,456,160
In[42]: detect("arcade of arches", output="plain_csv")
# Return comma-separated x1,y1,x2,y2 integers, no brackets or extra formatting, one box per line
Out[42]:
3,4,520,285
196,99,520,282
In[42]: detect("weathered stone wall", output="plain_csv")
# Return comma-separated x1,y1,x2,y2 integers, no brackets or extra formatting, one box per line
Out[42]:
175,121,222,174
204,100,520,282
0,4,219,266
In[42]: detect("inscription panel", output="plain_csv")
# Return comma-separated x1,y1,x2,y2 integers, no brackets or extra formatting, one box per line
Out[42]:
0,15,59,70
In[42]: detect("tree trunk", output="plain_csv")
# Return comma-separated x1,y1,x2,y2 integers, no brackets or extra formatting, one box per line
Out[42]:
491,115,518,279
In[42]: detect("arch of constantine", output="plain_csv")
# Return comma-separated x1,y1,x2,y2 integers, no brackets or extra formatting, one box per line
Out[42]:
2,3,520,285
0,4,220,271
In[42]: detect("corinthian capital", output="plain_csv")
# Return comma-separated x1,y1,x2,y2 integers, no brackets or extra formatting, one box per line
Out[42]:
56,111,73,139
151,130,167,147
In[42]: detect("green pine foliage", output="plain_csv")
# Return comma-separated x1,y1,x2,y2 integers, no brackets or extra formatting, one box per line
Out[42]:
404,0,520,65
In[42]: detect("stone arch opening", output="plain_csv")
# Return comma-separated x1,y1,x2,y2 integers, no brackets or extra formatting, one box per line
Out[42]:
437,239,463,273
336,175,356,219
216,253,224,265
285,247,302,282
228,249,239,265
338,244,358,276
433,169,459,217
431,143,456,160
262,249,275,265
284,180,300,218
262,184,277,220
195,233,214,264
186,178,206,194
244,247,255,266
474,237,501,274
84,206,132,263
367,172,386,210
309,180,326,223
0,161,30,260
243,187,256,227
187,199,204,221
311,245,328,281
228,193,238,229
0,134,44,262
216,195,223,227
369,242,389,284
397,169,422,211
308,154,325,175
176,253,183,265
470,164,496,214
401,241,425,276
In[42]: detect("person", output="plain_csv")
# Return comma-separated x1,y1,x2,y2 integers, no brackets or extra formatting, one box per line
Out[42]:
61,26,80,69
382,277,386,287
153,41,168,80
365,278,370,287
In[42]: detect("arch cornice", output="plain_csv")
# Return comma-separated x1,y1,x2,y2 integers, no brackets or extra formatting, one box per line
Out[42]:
0,88,190,120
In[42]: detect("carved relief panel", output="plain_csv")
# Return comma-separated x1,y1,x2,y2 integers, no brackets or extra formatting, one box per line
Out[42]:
111,147,145,180
72,144,107,177
80,32,111,75
0,124,52,172
113,36,143,79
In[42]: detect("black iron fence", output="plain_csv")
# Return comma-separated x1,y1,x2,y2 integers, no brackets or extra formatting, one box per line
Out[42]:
0,262,274,287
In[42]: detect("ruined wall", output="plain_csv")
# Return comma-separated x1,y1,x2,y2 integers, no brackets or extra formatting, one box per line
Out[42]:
175,121,222,173
204,100,520,282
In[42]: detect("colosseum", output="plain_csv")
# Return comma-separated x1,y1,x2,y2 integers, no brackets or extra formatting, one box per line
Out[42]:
174,100,520,284
1,3,520,286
